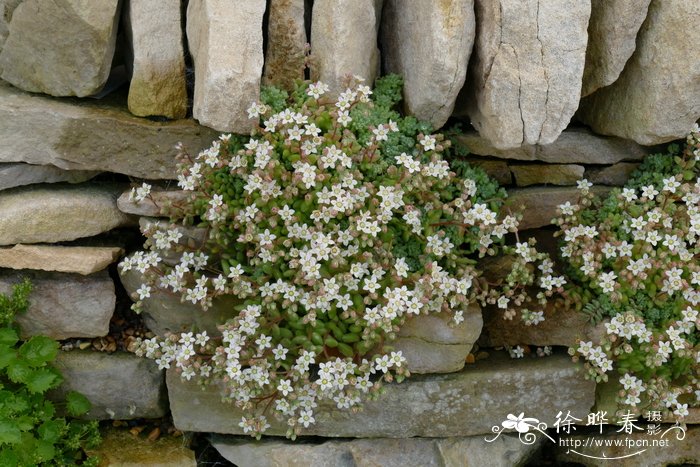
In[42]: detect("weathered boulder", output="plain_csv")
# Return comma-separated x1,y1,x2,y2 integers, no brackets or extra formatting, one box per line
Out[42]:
0,245,123,276
117,188,190,217
0,81,218,179
0,270,115,340
585,162,639,186
168,353,596,437
186,0,265,133
0,0,21,54
0,163,98,191
0,184,134,245
506,186,610,230
464,0,591,149
578,0,700,145
310,0,382,95
211,433,542,467
51,351,166,420
511,164,584,187
581,0,652,97
262,0,307,91
0,0,121,96
381,0,475,129
123,0,188,119
89,428,196,467
453,128,652,164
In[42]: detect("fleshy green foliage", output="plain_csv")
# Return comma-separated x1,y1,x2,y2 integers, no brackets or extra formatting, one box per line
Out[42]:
0,280,100,466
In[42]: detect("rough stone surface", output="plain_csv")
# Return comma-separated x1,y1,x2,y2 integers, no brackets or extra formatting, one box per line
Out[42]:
123,0,188,118
464,0,591,149
555,425,700,467
0,82,217,179
511,164,585,187
0,163,98,191
381,0,475,129
581,0,652,97
0,0,121,96
585,162,640,186
0,244,123,275
211,433,541,467
168,353,596,437
463,159,513,185
578,0,700,145
89,428,196,467
0,0,21,55
506,186,610,230
51,351,166,420
262,0,307,91
480,303,606,348
117,189,190,217
0,184,134,245
187,0,265,132
0,270,115,340
310,0,382,95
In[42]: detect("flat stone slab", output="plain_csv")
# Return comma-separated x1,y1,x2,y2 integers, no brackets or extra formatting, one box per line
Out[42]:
511,164,585,187
211,432,541,467
0,244,122,275
0,163,98,191
51,350,166,420
453,128,653,164
0,183,134,245
89,427,196,467
117,188,189,217
168,353,595,438
0,270,115,340
585,162,639,186
0,81,218,179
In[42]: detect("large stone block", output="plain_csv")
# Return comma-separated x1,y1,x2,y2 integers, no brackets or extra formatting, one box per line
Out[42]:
381,0,475,129
0,163,98,191
89,427,196,467
578,0,700,145
262,0,307,91
511,164,585,187
51,350,166,420
0,270,115,340
123,0,188,119
117,188,190,217
0,0,21,55
310,0,382,95
168,353,596,437
0,81,218,179
187,0,265,133
585,162,640,186
0,245,123,276
0,0,121,96
0,183,134,245
464,0,591,149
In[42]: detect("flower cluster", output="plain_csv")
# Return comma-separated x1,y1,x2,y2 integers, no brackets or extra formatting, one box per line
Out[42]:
121,76,553,438
560,126,700,420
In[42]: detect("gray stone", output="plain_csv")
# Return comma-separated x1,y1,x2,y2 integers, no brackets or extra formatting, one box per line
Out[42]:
0,184,134,245
0,0,120,96
381,0,475,129
0,270,115,340
89,427,196,467
310,0,382,95
211,433,541,467
463,159,513,185
123,0,188,119
453,128,653,164
393,338,472,375
117,188,190,217
0,0,21,55
578,0,700,145
585,162,640,186
505,186,610,230
168,353,596,437
0,244,123,275
51,350,166,420
555,425,700,467
582,0,652,97
262,0,307,91
464,0,590,149
187,0,265,133
511,164,585,187
0,81,218,179
0,163,98,191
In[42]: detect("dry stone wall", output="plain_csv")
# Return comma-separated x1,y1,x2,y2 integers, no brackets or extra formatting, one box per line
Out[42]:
0,0,698,464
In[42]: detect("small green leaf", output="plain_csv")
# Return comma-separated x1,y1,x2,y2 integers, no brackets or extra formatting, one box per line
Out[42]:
0,328,18,346
26,368,62,394
34,439,55,462
0,421,21,445
7,360,32,384
37,420,64,444
66,391,91,417
18,336,58,367
0,346,17,370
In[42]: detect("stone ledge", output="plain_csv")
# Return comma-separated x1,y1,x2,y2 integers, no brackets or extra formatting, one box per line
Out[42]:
167,353,595,438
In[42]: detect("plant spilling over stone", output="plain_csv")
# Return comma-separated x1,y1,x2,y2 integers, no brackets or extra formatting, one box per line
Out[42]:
121,75,557,438
0,279,101,466
556,126,700,421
